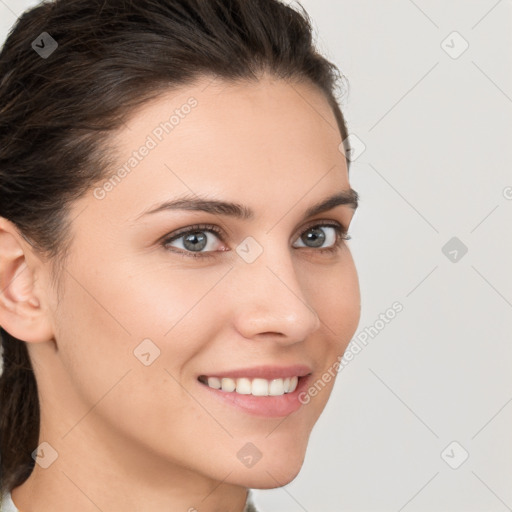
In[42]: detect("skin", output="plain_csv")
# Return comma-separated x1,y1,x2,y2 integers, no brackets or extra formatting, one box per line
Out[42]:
0,73,360,512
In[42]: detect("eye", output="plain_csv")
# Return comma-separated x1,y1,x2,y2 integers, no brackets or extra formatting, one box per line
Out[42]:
161,222,351,259
162,224,223,257
292,222,351,253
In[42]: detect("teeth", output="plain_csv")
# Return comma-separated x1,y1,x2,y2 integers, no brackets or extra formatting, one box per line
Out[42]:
269,378,284,396
236,378,251,394
251,378,269,396
221,377,236,392
203,376,301,396
207,377,221,389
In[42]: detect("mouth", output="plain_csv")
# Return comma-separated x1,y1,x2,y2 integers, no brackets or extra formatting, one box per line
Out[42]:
196,365,313,417
198,375,301,396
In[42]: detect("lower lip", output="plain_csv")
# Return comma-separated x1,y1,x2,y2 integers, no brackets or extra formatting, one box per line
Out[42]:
198,375,312,418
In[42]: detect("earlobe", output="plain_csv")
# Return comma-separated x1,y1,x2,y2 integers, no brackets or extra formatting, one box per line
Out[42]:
0,218,54,343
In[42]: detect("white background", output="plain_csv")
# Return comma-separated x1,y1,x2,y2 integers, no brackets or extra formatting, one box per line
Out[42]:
1,1,511,511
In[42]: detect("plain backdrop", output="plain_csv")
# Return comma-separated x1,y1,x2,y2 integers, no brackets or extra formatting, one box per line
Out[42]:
0,1,511,511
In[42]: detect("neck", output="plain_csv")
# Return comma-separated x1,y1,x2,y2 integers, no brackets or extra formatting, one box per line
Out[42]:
11,344,250,512
12,464,249,512
11,421,249,512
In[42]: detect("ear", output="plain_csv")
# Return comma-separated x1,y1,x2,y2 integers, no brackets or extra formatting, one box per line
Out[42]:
0,217,54,343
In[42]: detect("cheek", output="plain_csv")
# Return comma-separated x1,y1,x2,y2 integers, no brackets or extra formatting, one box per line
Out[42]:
52,267,220,453
52,263,211,405
306,253,361,347
112,260,229,339
335,266,361,345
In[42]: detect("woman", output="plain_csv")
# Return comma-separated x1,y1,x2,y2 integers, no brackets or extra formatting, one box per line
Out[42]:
0,0,360,510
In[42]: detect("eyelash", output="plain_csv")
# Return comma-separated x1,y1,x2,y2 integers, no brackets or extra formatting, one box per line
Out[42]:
161,221,351,259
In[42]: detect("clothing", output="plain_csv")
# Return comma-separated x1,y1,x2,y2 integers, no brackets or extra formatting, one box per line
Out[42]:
0,489,259,511
244,489,259,511
0,491,18,512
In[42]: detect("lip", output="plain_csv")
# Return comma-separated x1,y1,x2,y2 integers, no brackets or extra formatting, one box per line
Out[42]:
197,365,313,418
198,364,313,380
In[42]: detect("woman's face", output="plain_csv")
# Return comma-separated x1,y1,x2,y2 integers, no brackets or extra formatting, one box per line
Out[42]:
37,74,360,489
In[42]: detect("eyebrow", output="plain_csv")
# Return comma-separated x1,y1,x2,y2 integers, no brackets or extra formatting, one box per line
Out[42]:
135,188,359,221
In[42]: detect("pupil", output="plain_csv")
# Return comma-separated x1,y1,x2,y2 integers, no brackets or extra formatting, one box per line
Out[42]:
304,228,325,248
184,232,207,251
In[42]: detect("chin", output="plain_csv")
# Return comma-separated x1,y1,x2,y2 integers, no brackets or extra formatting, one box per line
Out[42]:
228,449,306,489
254,465,303,489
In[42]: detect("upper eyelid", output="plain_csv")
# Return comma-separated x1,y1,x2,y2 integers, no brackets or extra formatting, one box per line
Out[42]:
162,219,348,246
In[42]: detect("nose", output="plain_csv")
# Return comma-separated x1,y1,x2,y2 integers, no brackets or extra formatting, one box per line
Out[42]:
229,247,322,345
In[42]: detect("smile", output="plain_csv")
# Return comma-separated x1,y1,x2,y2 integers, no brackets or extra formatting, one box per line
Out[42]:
198,375,299,396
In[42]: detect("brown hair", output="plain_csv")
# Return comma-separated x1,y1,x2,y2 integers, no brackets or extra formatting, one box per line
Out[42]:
0,0,351,496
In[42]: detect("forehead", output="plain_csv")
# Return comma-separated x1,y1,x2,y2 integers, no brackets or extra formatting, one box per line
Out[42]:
85,75,350,223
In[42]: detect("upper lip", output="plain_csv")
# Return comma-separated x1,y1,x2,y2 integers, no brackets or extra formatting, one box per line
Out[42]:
198,364,313,380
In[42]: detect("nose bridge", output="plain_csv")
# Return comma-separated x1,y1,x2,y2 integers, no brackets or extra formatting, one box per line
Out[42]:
230,239,321,341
